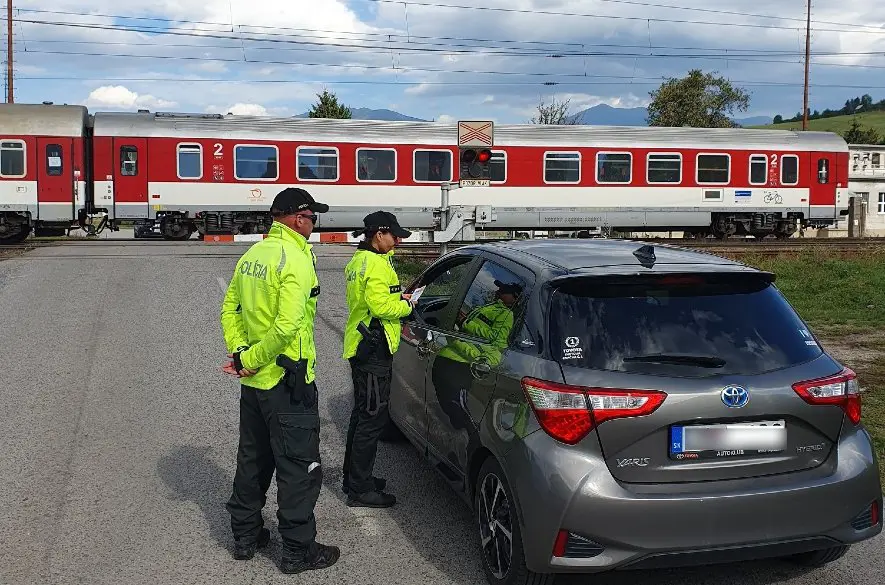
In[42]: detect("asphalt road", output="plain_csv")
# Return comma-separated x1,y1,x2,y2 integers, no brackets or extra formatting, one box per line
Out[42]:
0,241,881,585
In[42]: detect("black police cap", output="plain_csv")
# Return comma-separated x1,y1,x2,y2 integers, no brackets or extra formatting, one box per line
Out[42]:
270,187,329,215
494,280,523,295
362,210,412,239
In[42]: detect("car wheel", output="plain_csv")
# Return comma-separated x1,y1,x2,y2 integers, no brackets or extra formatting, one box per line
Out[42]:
474,457,553,585
787,545,849,567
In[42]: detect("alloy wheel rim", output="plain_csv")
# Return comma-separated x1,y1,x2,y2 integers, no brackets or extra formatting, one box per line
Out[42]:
478,472,513,579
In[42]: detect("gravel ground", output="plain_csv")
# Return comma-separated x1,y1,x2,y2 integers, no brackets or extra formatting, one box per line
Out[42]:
0,241,881,585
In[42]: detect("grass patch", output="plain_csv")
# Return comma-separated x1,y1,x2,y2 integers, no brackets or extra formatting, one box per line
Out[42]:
750,110,885,136
392,256,432,286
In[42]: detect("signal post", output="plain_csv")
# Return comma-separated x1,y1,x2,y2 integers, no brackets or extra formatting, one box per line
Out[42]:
436,120,495,254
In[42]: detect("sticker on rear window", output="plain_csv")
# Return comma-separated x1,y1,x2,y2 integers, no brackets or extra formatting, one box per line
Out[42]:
562,337,584,360
799,328,818,346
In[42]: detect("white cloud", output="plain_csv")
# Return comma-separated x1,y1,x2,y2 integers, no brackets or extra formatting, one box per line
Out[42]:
84,86,178,110
222,103,269,116
436,114,455,123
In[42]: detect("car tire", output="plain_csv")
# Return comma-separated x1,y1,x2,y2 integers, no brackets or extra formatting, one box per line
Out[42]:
474,457,554,585
786,545,850,567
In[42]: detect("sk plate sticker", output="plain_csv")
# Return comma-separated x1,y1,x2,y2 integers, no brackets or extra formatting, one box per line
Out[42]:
562,337,583,360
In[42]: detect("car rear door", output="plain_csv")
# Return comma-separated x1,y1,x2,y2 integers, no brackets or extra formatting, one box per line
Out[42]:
548,271,849,484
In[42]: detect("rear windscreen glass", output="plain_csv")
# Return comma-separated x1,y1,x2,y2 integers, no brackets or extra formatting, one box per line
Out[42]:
549,276,822,376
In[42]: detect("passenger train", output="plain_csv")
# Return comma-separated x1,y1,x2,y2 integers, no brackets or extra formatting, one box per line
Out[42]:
0,102,851,243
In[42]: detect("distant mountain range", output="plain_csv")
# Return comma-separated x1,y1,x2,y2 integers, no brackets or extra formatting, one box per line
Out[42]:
298,104,772,126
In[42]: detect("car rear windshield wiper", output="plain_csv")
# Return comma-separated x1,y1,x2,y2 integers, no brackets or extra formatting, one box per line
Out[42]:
622,354,726,368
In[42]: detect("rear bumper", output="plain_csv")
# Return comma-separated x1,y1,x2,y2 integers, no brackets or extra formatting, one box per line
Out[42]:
504,425,882,574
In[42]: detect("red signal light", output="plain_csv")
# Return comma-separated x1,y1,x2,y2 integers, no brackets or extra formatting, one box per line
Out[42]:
477,149,492,163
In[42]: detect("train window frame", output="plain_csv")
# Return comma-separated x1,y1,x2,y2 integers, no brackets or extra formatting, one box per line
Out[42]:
120,145,139,177
233,143,279,182
176,143,203,180
355,148,397,183
413,149,453,184
543,151,581,184
817,158,830,184
596,151,632,184
0,140,26,178
749,154,768,185
696,153,730,185
646,152,682,184
490,150,507,184
781,154,799,186
45,144,64,177
297,145,340,183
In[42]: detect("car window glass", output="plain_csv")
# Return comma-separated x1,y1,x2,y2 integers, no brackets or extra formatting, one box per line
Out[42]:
409,258,474,328
451,261,527,349
549,275,822,377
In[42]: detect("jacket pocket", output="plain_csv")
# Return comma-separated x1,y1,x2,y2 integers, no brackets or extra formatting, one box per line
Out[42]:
277,412,320,462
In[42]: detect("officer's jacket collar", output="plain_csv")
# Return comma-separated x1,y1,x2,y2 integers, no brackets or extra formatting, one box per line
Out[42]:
269,221,309,250
357,239,394,257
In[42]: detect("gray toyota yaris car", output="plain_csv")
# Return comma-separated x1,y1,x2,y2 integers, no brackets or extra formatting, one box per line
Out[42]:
386,238,882,585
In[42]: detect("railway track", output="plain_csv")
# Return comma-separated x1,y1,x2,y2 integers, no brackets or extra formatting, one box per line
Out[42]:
2,236,883,261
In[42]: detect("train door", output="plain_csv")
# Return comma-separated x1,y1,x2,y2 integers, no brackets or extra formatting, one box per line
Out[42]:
809,153,836,222
112,138,148,219
36,138,74,223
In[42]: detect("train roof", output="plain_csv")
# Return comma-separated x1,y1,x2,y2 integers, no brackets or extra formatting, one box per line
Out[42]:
91,110,848,152
0,103,89,137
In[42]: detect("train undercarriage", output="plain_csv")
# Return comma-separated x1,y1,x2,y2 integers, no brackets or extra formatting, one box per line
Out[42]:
682,212,809,240
134,211,275,241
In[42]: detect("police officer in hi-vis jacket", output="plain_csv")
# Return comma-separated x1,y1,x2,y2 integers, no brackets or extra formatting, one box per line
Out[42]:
341,211,414,508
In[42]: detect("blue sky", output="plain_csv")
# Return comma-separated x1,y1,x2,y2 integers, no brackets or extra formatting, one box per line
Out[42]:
5,0,885,123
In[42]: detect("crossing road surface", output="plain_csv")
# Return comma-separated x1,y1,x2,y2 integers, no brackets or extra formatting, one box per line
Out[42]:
1,241,882,585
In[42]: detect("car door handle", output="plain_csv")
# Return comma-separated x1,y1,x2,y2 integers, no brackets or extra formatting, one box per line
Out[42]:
470,360,491,377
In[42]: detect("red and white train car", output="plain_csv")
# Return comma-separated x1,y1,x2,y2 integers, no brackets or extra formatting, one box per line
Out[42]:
1,103,851,241
0,104,89,242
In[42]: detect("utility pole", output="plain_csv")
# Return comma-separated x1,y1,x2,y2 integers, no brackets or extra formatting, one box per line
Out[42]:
802,0,811,130
6,0,13,103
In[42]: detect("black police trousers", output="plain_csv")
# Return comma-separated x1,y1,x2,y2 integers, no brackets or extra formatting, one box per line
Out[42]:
226,375,321,559
342,331,392,494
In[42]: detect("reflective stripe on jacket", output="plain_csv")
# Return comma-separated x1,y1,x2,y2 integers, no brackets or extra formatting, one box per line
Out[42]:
220,221,320,389
342,242,413,360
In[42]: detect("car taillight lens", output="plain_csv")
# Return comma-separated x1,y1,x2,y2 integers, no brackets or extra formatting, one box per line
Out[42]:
521,378,667,445
792,368,861,424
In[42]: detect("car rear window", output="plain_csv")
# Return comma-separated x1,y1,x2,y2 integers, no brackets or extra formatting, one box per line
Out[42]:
549,274,822,376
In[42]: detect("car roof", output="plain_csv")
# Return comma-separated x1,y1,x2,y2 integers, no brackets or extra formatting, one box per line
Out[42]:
462,238,757,274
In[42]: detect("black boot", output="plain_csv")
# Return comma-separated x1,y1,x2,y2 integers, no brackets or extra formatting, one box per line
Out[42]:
232,527,270,560
347,490,396,508
279,543,341,574
342,476,386,495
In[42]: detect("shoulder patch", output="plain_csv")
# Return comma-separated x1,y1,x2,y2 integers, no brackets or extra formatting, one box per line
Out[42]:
389,285,402,294
478,314,494,326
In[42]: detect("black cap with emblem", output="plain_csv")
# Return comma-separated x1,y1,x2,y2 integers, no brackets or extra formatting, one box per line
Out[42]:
361,210,412,239
270,187,329,215
494,280,523,296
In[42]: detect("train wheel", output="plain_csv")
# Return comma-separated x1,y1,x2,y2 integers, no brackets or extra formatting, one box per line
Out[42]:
0,226,30,244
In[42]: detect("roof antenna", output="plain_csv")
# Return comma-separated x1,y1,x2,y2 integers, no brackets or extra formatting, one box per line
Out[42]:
633,244,656,268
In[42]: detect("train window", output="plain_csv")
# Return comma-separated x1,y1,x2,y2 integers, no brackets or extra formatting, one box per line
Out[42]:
597,152,632,184
0,141,26,178
817,158,829,184
297,146,338,182
120,146,138,176
696,154,729,184
414,150,452,182
781,155,799,185
647,153,681,183
46,144,63,177
544,152,580,183
234,145,278,180
749,154,767,185
356,148,396,182
177,144,202,179
490,151,506,183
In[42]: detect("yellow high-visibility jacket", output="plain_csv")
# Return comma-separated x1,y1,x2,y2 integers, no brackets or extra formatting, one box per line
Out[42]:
220,221,320,389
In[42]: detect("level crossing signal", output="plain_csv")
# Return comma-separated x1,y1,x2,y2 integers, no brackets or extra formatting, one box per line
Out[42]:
457,120,494,187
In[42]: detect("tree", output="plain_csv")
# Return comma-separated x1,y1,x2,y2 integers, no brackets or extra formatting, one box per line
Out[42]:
773,114,783,124
842,118,881,144
529,96,582,125
646,69,750,128
308,88,352,119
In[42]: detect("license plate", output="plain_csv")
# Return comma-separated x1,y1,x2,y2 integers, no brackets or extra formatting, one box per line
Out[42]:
669,420,787,460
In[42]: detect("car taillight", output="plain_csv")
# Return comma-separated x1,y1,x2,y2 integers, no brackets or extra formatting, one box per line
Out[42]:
521,378,667,445
792,368,861,424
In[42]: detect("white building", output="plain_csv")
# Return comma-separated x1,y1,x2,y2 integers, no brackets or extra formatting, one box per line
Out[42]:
846,144,885,236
